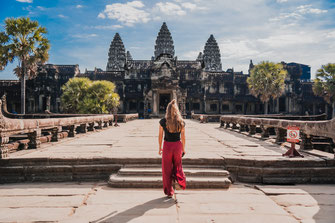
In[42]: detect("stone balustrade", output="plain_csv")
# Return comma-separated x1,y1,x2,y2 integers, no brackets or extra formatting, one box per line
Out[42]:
117,114,139,123
0,98,114,158
191,114,221,123
220,115,335,152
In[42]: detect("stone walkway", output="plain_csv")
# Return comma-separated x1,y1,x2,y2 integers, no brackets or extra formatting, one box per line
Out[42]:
8,119,321,162
0,182,334,222
3,119,335,222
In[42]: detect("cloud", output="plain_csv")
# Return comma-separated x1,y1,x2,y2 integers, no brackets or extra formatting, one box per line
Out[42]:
270,4,328,22
76,5,83,9
98,1,150,26
71,34,98,39
155,2,186,16
276,0,288,3
58,14,68,18
92,25,123,30
16,0,32,3
36,6,46,11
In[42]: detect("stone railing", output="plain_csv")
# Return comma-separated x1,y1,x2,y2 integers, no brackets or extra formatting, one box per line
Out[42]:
0,98,114,158
244,113,328,121
220,115,335,151
191,114,221,123
117,114,139,123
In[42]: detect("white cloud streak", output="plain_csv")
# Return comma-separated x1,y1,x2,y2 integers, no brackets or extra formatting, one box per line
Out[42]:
16,0,33,3
98,1,150,26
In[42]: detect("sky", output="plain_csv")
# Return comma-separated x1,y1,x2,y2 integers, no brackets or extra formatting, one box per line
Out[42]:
0,0,335,80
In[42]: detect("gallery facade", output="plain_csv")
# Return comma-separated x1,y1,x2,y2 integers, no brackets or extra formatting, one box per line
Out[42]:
0,22,328,117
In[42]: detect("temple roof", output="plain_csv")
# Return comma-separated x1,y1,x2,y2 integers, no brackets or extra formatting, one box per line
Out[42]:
203,34,222,71
106,33,126,71
154,22,175,59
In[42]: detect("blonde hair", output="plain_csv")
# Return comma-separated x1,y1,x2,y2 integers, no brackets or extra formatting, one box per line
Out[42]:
165,99,184,133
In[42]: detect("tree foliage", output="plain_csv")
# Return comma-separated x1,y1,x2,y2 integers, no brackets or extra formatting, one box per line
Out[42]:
247,61,287,103
0,17,50,78
0,17,50,114
313,63,335,104
61,78,120,114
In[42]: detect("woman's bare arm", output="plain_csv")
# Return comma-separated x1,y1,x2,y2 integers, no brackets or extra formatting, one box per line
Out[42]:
181,126,186,154
158,125,164,155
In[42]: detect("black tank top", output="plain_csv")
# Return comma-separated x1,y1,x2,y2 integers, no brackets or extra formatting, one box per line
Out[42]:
159,118,185,142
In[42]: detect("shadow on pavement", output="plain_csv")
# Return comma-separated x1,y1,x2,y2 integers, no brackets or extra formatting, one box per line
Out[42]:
90,197,176,223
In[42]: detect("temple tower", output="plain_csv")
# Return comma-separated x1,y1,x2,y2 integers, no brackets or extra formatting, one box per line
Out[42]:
248,59,254,74
106,33,126,71
203,34,222,71
154,22,175,60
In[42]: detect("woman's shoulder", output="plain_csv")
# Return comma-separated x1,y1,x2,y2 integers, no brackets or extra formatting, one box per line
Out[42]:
159,118,166,126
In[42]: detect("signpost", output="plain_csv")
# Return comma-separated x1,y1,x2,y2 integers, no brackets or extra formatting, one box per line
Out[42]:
282,126,304,158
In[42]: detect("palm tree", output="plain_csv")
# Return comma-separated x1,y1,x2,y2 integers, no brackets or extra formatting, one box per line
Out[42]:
313,63,335,118
0,17,50,114
247,61,287,114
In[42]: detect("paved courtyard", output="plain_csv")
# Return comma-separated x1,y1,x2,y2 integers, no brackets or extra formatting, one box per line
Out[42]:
9,119,317,161
0,182,334,222
2,119,335,222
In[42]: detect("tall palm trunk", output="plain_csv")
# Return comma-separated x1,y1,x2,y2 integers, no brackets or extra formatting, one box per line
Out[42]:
20,74,26,114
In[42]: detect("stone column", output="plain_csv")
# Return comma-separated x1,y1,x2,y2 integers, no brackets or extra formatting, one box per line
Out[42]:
28,129,41,149
103,121,109,128
51,127,61,142
87,123,95,131
68,125,76,137
275,128,286,143
152,91,158,116
239,124,246,132
96,121,103,129
46,96,51,111
248,125,256,135
300,132,313,150
261,125,269,138
79,124,87,133
0,136,9,158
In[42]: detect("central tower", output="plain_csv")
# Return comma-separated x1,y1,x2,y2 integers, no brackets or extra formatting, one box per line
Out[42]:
154,22,175,60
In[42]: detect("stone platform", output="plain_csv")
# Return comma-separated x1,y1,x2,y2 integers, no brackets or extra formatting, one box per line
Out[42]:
1,119,334,184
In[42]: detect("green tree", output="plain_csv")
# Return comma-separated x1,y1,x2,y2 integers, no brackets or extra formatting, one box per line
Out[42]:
0,17,50,114
61,78,120,114
61,77,91,113
247,61,287,114
313,63,335,118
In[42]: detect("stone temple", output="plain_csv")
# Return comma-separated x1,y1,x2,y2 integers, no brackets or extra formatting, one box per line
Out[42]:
0,22,329,117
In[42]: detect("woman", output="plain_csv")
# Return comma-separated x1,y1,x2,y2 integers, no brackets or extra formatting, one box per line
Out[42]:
158,99,186,197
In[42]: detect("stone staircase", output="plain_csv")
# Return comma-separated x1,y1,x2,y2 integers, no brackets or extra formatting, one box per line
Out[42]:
108,164,232,188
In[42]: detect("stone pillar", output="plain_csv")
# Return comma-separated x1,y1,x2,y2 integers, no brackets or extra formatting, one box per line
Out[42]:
68,125,76,137
109,119,113,126
224,122,230,129
103,121,109,128
300,132,313,150
261,125,269,138
152,91,158,116
96,121,103,129
276,98,279,114
275,128,286,143
248,125,256,135
79,124,87,133
87,123,95,131
46,96,51,111
28,129,41,149
220,120,225,128
239,124,246,132
51,127,61,142
0,136,9,158
232,123,238,129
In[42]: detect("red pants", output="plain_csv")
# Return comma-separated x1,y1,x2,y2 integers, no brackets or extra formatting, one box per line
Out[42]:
162,141,186,196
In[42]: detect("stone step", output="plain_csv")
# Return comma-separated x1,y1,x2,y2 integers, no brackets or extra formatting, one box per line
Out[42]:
119,167,230,177
0,164,121,183
108,174,231,189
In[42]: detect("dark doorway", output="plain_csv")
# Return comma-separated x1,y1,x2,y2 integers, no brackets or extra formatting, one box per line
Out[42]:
159,93,171,113
279,97,286,112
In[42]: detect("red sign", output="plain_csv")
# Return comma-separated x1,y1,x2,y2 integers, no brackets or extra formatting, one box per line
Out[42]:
287,126,300,143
